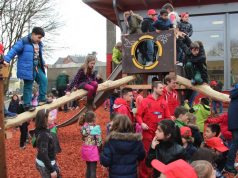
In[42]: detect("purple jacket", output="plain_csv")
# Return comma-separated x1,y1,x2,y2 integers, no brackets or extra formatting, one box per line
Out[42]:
67,68,96,91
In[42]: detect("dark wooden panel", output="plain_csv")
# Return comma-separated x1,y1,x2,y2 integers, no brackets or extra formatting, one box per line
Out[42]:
122,30,175,74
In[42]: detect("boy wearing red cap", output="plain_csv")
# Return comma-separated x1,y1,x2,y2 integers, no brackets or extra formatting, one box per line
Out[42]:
151,159,198,178
141,9,157,66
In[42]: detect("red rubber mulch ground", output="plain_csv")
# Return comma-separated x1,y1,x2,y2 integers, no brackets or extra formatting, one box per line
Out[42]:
6,106,110,178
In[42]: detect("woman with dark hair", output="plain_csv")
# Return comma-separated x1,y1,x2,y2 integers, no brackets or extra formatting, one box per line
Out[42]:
8,94,20,114
100,115,145,178
34,109,61,178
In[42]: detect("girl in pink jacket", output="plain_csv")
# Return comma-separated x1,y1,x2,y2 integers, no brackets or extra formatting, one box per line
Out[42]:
80,111,102,178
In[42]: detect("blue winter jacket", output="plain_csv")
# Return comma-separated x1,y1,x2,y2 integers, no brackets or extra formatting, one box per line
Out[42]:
4,34,45,80
228,88,238,131
153,16,173,31
100,132,145,178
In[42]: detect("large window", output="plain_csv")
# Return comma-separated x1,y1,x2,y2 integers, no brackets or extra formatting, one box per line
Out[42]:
190,15,225,84
229,14,238,86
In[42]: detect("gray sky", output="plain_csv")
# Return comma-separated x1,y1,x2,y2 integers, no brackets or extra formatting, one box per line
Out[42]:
49,0,120,64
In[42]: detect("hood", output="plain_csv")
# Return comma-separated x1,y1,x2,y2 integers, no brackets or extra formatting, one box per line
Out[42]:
113,98,128,109
230,88,238,99
143,17,154,23
146,94,163,101
106,132,142,153
187,124,199,130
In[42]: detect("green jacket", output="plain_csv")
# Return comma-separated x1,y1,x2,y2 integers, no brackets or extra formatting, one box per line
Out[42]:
175,119,186,128
56,74,69,90
112,47,122,64
193,104,211,133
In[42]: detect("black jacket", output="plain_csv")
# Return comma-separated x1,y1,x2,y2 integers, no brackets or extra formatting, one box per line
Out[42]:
188,124,203,147
8,99,19,113
100,132,145,178
141,18,156,33
146,141,186,178
228,88,238,130
35,129,56,173
178,20,193,37
184,143,197,161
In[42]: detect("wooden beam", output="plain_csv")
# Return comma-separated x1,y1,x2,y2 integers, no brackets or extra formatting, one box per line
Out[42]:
176,75,230,103
5,75,136,129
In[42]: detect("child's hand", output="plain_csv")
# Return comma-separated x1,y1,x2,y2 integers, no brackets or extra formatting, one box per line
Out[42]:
151,136,160,149
50,171,57,178
141,123,149,130
66,91,70,96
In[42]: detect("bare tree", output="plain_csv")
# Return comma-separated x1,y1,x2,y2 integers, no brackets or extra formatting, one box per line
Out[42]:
0,0,62,92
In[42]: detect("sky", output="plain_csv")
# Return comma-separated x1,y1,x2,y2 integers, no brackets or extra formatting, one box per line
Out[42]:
48,0,120,64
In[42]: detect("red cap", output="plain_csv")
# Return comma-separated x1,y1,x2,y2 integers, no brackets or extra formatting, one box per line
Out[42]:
0,43,4,55
205,137,229,152
180,12,189,18
147,9,157,15
180,126,192,137
210,80,217,86
151,159,198,178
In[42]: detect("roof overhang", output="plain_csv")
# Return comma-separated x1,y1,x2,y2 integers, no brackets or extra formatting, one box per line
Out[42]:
83,0,238,25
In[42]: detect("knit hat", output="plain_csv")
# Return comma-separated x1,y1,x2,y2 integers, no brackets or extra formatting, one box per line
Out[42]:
147,9,157,15
180,126,192,137
151,159,198,178
205,137,229,153
0,43,4,55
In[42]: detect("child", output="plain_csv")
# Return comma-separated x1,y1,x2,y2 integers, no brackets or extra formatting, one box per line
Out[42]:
206,113,232,146
210,80,223,114
177,12,193,63
162,3,180,28
190,98,211,135
180,126,197,161
146,119,186,177
33,109,61,178
106,112,116,135
187,113,203,147
151,159,198,178
100,114,145,178
174,106,189,127
204,137,229,172
185,41,208,85
204,124,221,140
153,9,173,32
191,160,216,178
66,54,98,110
32,88,39,107
8,94,20,114
124,10,143,34
80,111,102,178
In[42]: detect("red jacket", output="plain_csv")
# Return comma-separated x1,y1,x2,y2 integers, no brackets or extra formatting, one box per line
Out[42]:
136,95,171,140
206,113,232,141
163,87,180,116
113,98,134,123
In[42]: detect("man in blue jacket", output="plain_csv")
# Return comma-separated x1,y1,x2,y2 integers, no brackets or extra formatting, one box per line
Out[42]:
4,27,51,111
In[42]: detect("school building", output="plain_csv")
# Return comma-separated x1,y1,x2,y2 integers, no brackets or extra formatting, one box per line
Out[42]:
84,0,238,90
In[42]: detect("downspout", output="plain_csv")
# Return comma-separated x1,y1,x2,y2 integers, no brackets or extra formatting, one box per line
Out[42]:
113,0,123,32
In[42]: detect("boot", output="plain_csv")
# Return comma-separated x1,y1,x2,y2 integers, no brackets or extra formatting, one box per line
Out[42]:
86,98,96,111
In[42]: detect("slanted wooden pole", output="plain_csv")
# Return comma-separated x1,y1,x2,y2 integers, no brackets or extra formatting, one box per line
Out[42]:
5,75,136,129
0,78,7,178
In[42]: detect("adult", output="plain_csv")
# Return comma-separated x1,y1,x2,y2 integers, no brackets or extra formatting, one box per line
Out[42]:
112,42,122,69
141,9,157,66
4,27,51,111
56,70,69,112
124,10,143,34
225,84,238,174
135,89,143,109
136,81,171,178
163,74,180,116
113,88,134,123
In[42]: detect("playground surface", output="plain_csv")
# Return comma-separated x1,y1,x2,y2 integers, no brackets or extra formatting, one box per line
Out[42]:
6,106,110,178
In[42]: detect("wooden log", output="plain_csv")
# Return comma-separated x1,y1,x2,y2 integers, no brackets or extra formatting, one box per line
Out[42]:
176,75,230,103
5,75,136,129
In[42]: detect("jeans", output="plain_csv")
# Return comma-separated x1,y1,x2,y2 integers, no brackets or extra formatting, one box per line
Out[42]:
36,162,61,178
226,130,238,168
23,68,47,106
212,100,223,114
83,81,98,100
86,161,97,178
146,40,154,62
185,62,203,84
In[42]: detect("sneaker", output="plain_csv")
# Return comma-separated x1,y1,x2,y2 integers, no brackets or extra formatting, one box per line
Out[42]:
223,166,238,175
176,62,183,66
39,99,53,106
235,163,238,167
20,145,26,150
145,61,153,66
24,105,36,112
191,79,196,85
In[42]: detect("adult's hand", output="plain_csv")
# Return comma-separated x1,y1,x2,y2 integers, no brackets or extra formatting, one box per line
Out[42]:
3,61,9,67
141,123,149,130
66,91,70,96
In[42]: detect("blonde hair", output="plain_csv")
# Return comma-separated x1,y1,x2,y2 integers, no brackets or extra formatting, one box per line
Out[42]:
81,54,96,75
191,160,214,178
